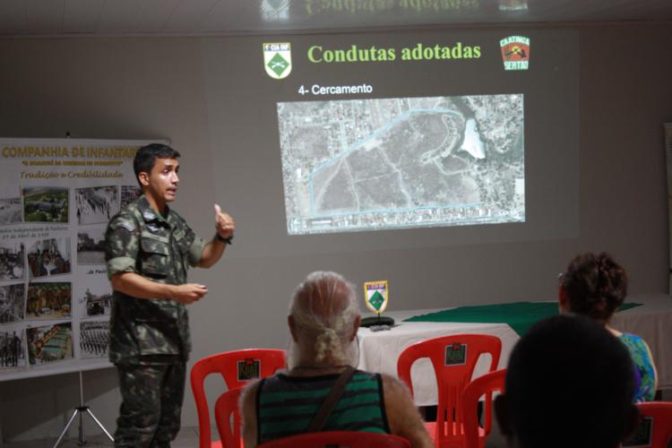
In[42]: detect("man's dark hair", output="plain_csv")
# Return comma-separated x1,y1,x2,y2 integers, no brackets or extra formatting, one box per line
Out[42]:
133,143,181,187
503,315,636,448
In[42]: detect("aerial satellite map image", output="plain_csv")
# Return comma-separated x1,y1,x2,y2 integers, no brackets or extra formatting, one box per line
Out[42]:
277,94,525,234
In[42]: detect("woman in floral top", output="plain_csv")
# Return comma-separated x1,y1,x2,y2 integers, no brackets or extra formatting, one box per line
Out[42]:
558,252,657,402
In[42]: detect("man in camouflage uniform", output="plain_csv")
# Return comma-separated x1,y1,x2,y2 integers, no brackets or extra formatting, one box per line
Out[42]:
105,143,235,447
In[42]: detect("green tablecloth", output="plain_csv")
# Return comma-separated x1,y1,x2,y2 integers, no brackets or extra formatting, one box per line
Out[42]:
404,301,642,336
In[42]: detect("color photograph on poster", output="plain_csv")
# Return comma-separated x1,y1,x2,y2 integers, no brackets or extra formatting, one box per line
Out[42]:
26,282,71,320
27,237,71,279
27,323,73,365
23,187,69,224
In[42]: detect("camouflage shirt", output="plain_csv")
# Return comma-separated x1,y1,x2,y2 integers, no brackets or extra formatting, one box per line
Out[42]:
104,195,205,364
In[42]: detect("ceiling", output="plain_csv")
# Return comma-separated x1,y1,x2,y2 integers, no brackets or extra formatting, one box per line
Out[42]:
1,0,671,37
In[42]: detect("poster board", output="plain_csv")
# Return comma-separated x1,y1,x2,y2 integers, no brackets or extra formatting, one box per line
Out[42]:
0,138,153,381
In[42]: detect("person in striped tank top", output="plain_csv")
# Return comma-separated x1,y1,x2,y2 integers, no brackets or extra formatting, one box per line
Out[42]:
240,271,432,448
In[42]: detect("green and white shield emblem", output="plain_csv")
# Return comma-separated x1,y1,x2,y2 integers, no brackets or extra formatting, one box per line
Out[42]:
263,42,292,79
363,280,389,314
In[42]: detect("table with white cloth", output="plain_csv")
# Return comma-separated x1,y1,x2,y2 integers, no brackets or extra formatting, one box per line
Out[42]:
357,293,672,406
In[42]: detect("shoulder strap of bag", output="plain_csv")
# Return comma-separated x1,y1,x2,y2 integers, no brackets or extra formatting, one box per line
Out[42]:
307,366,356,432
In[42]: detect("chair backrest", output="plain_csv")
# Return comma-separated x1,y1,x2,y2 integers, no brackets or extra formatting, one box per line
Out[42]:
257,431,412,448
629,402,672,448
397,334,502,447
462,369,506,448
214,388,243,448
190,349,286,448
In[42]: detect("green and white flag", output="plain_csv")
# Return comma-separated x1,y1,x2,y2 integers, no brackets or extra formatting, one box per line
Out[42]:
363,280,389,315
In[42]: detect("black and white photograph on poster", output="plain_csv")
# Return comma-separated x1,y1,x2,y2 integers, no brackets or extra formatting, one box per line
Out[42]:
0,283,25,324
27,322,73,365
0,328,26,369
0,241,25,281
77,226,105,265
26,282,71,320
22,187,69,224
75,185,119,225
77,282,112,318
120,185,141,210
79,321,109,359
27,238,71,279
0,197,23,225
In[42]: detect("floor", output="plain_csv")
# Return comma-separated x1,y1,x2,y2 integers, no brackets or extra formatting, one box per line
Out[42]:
1,426,200,448
2,426,508,447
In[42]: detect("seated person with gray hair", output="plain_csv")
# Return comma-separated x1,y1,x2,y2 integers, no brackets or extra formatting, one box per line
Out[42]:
494,315,639,448
241,271,433,448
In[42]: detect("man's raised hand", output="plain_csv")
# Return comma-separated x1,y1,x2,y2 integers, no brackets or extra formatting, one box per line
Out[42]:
214,204,235,239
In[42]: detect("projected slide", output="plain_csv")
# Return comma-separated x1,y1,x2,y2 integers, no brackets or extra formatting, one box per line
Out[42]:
278,94,524,234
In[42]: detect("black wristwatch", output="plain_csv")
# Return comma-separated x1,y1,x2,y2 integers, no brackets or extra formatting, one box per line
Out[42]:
214,233,233,245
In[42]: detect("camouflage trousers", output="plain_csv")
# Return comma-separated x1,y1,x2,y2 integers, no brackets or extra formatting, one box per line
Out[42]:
114,359,186,448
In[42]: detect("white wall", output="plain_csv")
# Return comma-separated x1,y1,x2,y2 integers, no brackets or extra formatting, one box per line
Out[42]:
0,23,671,442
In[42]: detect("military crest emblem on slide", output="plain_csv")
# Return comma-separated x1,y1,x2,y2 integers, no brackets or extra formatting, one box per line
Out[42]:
263,42,292,79
363,280,389,314
500,35,530,71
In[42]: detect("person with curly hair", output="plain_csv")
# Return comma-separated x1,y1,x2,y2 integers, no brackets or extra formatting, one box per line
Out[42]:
558,252,658,402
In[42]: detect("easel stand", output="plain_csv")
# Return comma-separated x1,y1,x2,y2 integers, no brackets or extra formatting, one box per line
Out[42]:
52,371,114,447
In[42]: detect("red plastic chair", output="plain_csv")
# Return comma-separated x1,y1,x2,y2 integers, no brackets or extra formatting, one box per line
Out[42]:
462,369,506,448
257,431,412,447
214,388,243,448
190,349,286,448
632,401,672,448
397,334,502,448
